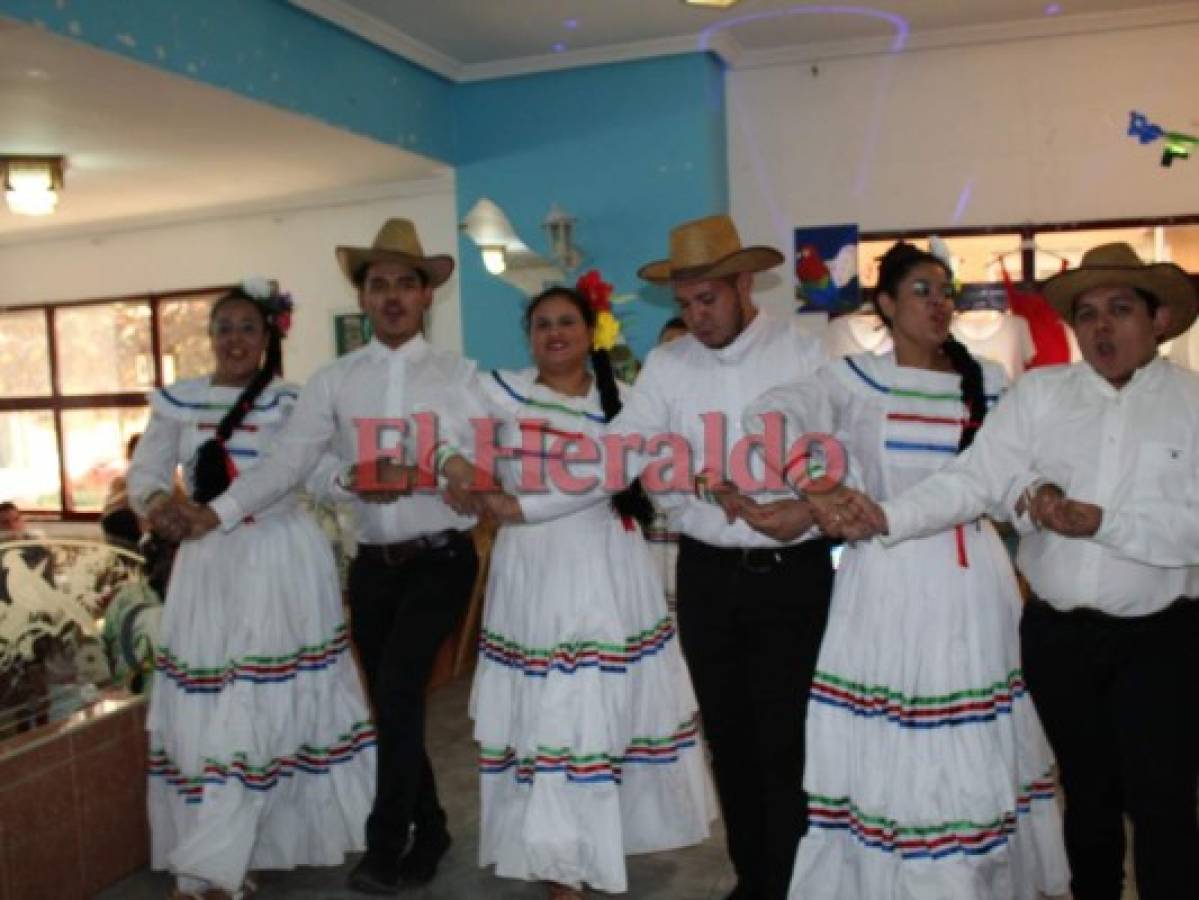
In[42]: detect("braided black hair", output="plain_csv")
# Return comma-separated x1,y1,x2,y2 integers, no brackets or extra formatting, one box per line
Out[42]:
525,287,655,529
192,290,284,503
875,242,988,453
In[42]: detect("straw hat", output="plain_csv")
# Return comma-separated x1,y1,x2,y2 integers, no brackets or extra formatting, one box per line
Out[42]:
1042,242,1196,341
335,218,455,288
637,214,783,284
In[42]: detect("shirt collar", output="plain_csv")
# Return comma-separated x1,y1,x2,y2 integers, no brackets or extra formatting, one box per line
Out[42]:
710,307,768,366
1080,352,1167,399
365,333,429,364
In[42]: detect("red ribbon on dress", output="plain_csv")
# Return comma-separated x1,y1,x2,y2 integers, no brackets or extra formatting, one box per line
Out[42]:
954,523,968,568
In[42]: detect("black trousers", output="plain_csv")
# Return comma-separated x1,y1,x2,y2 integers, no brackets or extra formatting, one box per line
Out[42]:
349,532,478,859
676,536,834,900
1021,597,1199,900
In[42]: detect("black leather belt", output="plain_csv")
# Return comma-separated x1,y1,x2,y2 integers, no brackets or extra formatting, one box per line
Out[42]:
680,534,832,574
357,529,464,567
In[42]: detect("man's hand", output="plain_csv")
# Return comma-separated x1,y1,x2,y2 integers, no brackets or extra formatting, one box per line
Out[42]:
1028,483,1102,537
741,498,814,542
479,492,524,524
343,460,416,504
178,503,220,540
146,495,190,542
439,454,500,517
705,478,755,525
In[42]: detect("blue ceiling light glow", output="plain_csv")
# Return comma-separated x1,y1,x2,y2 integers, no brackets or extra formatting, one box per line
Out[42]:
552,42,567,53
1045,3,1062,15
952,178,976,224
697,5,910,54
564,19,579,30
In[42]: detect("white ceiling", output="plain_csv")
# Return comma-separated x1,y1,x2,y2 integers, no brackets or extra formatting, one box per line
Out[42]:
294,0,1199,79
3,2,1197,242
0,20,446,242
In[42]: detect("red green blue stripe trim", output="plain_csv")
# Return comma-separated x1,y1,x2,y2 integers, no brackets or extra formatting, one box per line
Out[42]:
845,357,998,403
158,387,297,411
479,717,699,785
155,624,351,693
810,668,1027,728
490,370,607,424
478,617,676,677
807,774,1057,860
148,721,376,804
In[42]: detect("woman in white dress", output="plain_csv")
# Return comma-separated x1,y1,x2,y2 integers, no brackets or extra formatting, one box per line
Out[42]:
461,286,715,899
745,243,1070,899
128,282,375,900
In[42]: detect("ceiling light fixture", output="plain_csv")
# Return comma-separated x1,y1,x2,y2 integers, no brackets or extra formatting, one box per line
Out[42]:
684,0,743,8
2,155,65,217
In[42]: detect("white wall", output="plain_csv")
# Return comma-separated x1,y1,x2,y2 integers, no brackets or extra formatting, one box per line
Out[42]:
729,21,1199,314
0,178,461,382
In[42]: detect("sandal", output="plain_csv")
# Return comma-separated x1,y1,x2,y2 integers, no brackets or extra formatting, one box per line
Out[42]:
546,882,586,900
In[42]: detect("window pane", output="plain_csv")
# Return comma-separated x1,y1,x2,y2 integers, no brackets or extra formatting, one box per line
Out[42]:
159,293,219,383
858,234,1022,288
56,301,154,395
61,406,150,512
1163,224,1199,272
1035,227,1156,279
0,410,61,510
0,308,52,397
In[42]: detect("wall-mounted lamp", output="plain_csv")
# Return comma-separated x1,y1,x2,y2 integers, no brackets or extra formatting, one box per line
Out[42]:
461,198,528,275
2,155,65,216
462,197,584,296
543,203,582,272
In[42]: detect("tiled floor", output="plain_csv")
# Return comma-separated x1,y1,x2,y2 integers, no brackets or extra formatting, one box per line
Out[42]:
98,672,1147,900
98,674,739,900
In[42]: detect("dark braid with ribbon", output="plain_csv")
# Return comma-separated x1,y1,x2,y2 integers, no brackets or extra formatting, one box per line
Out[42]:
874,242,988,452
524,283,655,530
192,283,291,503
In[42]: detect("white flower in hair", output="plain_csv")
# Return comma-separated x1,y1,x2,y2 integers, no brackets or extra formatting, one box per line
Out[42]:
240,277,275,300
928,236,955,273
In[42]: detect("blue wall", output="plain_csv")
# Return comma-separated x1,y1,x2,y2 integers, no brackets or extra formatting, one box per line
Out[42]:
0,0,456,161
0,3,729,366
455,54,728,369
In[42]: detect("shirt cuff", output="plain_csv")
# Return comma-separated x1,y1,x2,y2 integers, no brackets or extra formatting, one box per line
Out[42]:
209,493,245,532
1010,476,1049,537
1091,504,1121,549
517,493,565,525
330,465,357,503
877,499,909,547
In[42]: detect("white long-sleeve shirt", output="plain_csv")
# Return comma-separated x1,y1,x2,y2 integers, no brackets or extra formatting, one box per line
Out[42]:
518,310,827,548
210,335,480,544
127,376,301,521
881,356,1199,616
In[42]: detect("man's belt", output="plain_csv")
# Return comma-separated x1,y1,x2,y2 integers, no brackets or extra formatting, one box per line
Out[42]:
357,530,464,566
679,534,832,574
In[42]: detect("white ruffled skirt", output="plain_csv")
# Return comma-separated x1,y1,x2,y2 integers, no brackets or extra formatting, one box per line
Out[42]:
471,504,715,893
790,521,1070,900
147,509,375,891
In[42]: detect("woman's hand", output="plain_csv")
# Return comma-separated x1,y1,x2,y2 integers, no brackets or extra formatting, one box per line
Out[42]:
740,498,815,542
807,486,887,541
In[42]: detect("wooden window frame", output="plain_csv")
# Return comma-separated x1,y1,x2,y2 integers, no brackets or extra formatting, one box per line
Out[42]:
1,284,232,521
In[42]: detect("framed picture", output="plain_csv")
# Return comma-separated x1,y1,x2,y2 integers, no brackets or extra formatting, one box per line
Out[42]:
794,223,861,314
333,312,373,357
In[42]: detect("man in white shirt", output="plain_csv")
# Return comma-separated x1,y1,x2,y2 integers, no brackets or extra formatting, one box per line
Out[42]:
824,243,1199,900
492,215,831,900
189,219,480,894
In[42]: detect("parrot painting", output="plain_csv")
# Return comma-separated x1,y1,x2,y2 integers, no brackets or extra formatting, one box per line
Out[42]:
796,243,858,311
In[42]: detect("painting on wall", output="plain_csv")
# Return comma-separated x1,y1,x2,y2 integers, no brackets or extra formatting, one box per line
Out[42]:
794,223,861,315
334,312,373,357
